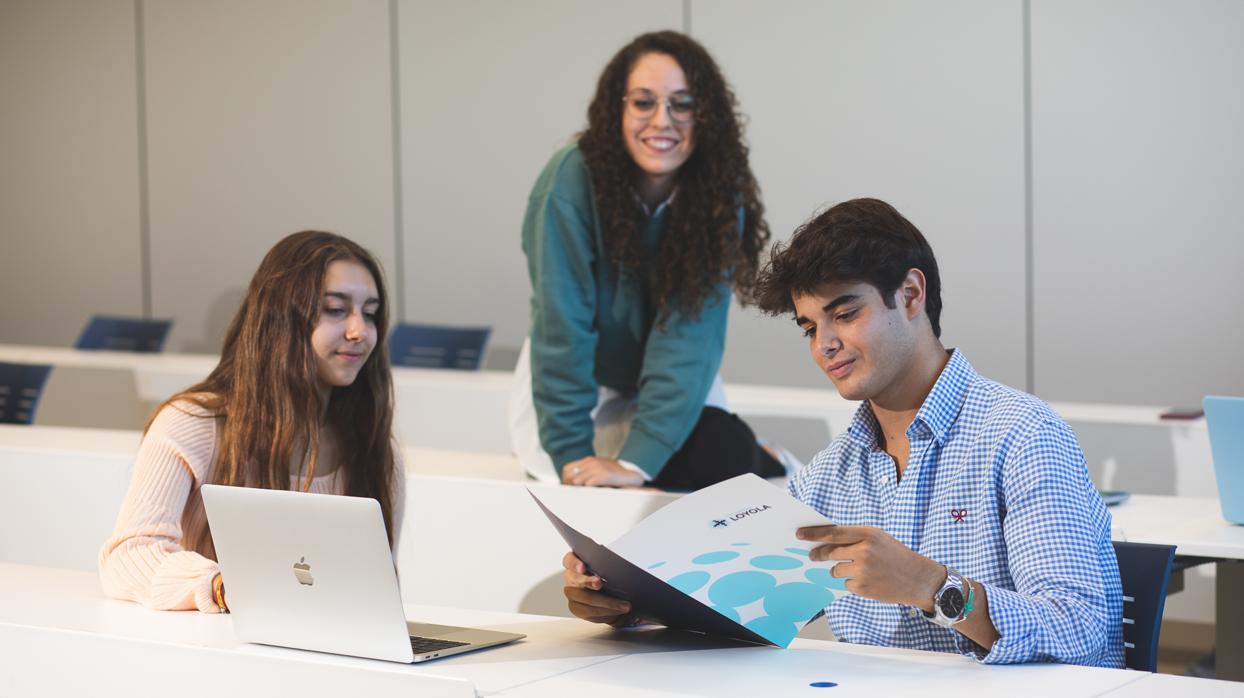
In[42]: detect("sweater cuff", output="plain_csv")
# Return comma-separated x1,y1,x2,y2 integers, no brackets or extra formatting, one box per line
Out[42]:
148,550,221,613
617,427,676,479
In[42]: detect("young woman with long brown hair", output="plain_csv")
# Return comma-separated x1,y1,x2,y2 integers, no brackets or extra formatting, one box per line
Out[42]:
508,31,790,490
99,231,402,613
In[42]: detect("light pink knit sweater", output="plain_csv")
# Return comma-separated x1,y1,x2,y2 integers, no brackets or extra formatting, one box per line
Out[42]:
98,400,406,613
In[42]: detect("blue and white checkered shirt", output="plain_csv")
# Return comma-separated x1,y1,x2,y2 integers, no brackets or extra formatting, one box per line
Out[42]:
789,350,1124,667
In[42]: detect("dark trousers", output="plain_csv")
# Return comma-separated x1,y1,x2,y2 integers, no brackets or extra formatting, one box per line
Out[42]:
648,407,786,492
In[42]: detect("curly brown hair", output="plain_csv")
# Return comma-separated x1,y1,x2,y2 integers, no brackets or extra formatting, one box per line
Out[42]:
579,31,769,320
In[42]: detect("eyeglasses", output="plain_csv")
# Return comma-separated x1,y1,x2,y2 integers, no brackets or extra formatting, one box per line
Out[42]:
622,90,695,124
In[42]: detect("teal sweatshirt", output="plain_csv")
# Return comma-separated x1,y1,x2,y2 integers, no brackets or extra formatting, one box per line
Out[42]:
522,143,731,479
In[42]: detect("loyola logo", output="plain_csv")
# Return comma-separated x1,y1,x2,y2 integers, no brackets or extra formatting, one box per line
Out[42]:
293,556,315,586
708,503,773,528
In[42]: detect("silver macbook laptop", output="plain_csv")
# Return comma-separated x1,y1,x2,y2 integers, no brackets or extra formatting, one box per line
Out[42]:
201,484,524,663
1205,396,1244,525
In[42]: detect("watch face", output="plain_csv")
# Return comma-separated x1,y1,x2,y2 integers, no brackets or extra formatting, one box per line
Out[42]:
938,586,965,619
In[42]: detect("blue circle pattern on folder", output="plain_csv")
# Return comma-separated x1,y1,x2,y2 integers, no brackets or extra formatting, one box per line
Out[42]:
804,567,849,590
750,555,803,570
668,570,711,595
765,582,835,620
746,614,800,646
646,543,847,646
693,550,740,564
708,571,775,606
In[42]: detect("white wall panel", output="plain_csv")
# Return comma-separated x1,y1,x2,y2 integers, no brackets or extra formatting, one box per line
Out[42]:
397,0,683,363
0,0,142,346
1031,0,1244,406
143,0,396,352
695,0,1028,391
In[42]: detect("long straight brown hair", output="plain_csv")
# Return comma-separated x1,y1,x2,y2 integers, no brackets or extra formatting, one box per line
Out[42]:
152,231,399,542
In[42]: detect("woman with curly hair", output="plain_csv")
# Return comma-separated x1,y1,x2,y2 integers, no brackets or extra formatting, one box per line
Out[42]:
99,231,403,613
508,30,786,490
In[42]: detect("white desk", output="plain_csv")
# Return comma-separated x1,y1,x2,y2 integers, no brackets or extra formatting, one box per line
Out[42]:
1111,495,1244,560
1121,672,1244,696
0,343,518,452
0,425,678,618
1,343,1217,504
0,424,527,569
11,563,1229,697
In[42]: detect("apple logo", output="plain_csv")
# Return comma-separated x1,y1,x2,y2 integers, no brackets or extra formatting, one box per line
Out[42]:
293,556,314,586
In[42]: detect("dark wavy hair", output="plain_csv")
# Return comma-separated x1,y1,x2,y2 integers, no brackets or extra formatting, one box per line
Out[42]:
755,198,944,337
154,231,399,544
579,31,769,319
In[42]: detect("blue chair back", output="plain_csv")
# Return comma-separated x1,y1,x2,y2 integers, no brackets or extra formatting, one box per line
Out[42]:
75,315,172,353
1113,541,1176,672
0,362,53,425
388,323,491,370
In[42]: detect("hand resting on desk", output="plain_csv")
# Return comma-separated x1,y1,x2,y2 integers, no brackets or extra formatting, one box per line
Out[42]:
560,456,645,488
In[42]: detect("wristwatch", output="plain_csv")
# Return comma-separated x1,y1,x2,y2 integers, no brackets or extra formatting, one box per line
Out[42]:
924,567,972,628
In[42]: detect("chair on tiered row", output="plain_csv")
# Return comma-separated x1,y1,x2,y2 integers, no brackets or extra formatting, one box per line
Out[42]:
0,362,53,425
388,323,491,370
75,315,172,353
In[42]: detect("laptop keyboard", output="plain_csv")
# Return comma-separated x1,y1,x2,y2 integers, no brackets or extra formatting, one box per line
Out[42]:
410,635,470,654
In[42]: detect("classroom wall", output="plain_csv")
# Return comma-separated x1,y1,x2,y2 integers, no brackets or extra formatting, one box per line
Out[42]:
1,0,1241,407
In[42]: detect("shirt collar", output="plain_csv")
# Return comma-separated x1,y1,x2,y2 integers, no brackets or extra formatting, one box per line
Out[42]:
637,187,678,217
845,349,976,448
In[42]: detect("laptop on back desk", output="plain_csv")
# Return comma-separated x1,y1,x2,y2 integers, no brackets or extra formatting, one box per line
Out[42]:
1205,396,1244,525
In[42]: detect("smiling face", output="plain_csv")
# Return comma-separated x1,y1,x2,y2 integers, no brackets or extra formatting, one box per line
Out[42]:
792,279,922,405
622,51,695,201
311,260,379,394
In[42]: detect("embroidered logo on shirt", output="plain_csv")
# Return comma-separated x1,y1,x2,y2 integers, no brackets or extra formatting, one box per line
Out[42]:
951,509,968,523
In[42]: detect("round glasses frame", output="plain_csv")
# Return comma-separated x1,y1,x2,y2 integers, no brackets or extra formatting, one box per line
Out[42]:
622,92,696,124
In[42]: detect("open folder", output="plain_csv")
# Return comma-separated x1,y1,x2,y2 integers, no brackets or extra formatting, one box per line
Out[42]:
529,474,850,647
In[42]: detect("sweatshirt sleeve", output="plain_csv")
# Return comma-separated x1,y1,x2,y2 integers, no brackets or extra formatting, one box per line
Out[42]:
617,280,731,477
98,403,222,613
523,155,601,474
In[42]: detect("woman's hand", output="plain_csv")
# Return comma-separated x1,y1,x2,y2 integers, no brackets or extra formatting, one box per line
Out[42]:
562,551,634,625
561,456,645,487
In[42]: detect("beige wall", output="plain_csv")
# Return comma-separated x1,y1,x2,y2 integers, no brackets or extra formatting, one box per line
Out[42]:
1,0,1242,407
0,0,143,346
143,0,397,353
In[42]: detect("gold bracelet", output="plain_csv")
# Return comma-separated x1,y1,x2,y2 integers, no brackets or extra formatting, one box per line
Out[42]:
212,573,229,613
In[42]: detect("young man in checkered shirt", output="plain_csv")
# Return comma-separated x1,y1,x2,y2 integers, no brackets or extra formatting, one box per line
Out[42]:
562,198,1124,667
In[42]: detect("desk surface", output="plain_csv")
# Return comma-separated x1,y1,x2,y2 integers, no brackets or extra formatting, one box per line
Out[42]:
1110,494,1244,559
6,563,1240,697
